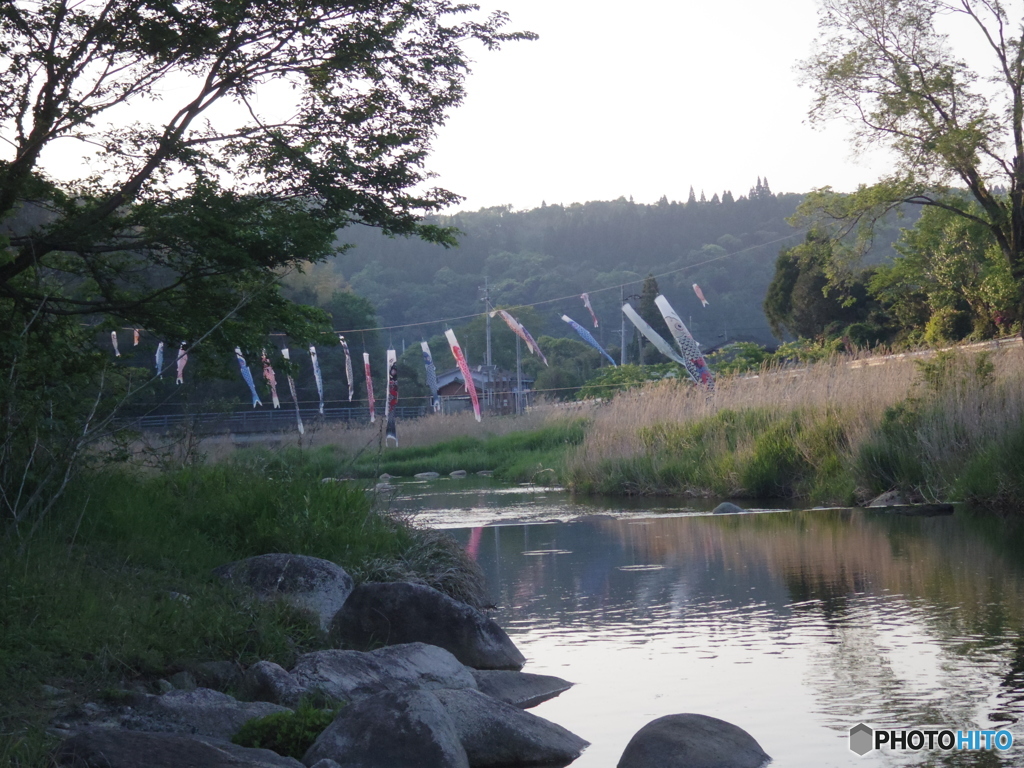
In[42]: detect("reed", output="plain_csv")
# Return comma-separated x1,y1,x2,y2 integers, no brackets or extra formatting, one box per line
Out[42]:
564,345,1024,507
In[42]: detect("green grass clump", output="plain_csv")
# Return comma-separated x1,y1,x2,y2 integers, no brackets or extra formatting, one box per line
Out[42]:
345,419,587,482
232,700,341,758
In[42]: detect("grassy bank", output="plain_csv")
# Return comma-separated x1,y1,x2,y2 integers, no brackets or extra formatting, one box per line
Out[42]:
0,456,480,767
564,347,1024,510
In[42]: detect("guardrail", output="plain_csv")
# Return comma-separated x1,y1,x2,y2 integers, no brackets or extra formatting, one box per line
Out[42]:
121,404,429,435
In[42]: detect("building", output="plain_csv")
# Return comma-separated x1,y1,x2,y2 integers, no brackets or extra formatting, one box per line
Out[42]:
436,365,534,415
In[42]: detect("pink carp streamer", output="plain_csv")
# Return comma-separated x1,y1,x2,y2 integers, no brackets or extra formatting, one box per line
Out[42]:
110,331,120,357
581,292,599,327
261,351,281,408
385,348,398,446
234,347,262,407
133,328,140,346
155,342,164,378
693,283,710,307
363,352,376,423
175,342,188,385
281,348,304,434
445,329,481,422
655,295,714,389
339,335,354,401
491,310,548,366
310,346,325,415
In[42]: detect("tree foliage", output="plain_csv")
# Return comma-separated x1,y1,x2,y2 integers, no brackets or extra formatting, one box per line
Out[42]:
0,0,531,534
797,0,1024,323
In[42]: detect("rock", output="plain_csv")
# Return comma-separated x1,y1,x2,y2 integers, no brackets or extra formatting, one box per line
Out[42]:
291,643,476,704
868,503,955,516
167,671,197,691
868,489,907,507
432,688,588,767
239,661,308,707
469,669,573,709
330,582,525,671
379,473,395,481
193,661,243,693
374,483,395,493
155,679,175,694
213,553,354,631
40,684,71,701
415,472,441,479
475,471,494,477
617,713,770,768
449,470,467,478
124,687,290,740
56,730,303,768
302,689,469,768
309,761,342,768
712,502,746,515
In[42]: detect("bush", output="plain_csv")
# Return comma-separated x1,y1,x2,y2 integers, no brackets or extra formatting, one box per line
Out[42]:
232,701,340,758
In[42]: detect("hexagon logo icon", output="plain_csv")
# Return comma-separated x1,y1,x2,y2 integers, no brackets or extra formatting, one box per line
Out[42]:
849,723,874,756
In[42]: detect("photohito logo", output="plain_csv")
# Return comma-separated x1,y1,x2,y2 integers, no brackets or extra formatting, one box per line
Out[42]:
848,723,1014,756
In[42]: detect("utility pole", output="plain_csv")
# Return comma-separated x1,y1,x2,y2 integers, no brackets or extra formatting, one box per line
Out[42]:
481,279,492,410
620,285,626,366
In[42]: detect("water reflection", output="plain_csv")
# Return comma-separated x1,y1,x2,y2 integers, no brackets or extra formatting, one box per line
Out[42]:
413,489,1024,768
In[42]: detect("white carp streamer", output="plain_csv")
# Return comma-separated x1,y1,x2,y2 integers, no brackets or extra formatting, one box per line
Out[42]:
655,295,714,389
310,346,324,415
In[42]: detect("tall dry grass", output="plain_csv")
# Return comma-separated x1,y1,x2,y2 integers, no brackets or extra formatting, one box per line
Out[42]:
565,345,1024,504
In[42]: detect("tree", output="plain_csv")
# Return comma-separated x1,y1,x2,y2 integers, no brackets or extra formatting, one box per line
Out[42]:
0,0,531,533
797,0,1024,326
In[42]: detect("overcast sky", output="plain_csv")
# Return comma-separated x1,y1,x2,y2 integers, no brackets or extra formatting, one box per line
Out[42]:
426,0,894,212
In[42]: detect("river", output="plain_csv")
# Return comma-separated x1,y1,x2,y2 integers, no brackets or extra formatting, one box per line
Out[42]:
389,479,1024,767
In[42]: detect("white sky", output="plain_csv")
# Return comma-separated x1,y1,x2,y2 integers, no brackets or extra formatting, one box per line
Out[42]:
426,0,893,212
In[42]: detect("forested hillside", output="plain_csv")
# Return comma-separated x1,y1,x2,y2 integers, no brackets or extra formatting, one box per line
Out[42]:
326,182,804,351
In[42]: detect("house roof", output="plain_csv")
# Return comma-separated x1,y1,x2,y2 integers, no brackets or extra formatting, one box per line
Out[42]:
436,366,534,390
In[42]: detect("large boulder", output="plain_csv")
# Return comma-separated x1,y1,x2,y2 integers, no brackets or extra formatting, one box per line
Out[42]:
469,670,573,709
431,688,588,767
56,730,303,768
123,688,290,740
302,689,469,768
291,643,477,704
330,582,525,670
617,714,770,768
213,554,354,631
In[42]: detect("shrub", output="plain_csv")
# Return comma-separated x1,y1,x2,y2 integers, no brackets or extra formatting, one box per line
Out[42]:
232,701,340,758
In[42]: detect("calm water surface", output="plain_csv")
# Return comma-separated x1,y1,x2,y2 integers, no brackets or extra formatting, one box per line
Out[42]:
391,480,1024,767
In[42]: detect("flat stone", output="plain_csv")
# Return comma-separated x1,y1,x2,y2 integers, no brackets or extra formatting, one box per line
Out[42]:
239,661,308,707
56,730,304,768
125,687,290,740
213,553,354,631
330,582,525,671
617,713,770,768
291,642,477,704
868,489,908,507
712,502,746,515
415,472,441,479
302,689,469,768
432,687,588,767
449,470,467,478
470,669,573,709
475,471,494,477
168,671,197,691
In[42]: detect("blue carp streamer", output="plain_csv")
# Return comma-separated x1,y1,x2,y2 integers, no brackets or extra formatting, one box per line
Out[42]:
561,314,616,367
